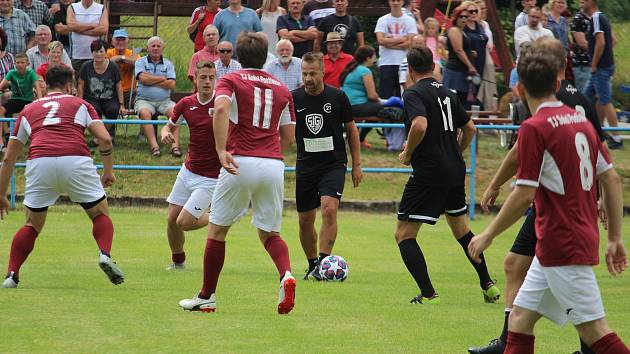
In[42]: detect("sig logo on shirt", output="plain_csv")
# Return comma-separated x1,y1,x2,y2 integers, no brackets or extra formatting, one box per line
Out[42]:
306,114,324,134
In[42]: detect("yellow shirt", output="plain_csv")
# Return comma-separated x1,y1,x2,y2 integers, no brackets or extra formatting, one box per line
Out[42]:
106,48,140,92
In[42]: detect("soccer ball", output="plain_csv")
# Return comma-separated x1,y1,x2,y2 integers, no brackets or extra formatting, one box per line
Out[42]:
318,255,349,281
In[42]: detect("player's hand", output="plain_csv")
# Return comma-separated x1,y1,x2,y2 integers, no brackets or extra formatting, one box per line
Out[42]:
198,11,206,21
101,172,116,188
597,199,608,231
468,233,492,263
161,127,175,145
219,151,239,175
351,165,363,188
481,186,500,213
0,196,10,220
605,240,628,276
399,150,411,166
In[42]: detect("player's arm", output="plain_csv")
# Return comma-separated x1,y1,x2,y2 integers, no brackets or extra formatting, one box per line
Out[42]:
0,139,25,219
88,121,115,187
468,184,537,262
399,115,426,166
598,166,628,276
162,103,181,144
481,142,519,212
345,120,362,187
458,119,476,151
279,124,295,152
213,96,239,174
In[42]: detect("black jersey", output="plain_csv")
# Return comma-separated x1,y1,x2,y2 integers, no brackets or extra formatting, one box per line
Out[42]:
402,78,470,186
293,85,354,171
556,80,604,141
519,80,604,141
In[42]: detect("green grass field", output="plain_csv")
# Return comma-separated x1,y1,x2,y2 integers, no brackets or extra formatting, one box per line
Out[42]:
1,207,629,353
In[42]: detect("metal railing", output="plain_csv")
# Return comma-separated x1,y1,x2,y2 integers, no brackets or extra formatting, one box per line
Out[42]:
1,118,626,219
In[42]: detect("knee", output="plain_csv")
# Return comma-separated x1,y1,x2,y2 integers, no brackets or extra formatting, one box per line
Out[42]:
503,253,518,276
394,230,414,244
320,204,337,223
176,216,195,231
139,110,152,119
167,212,180,228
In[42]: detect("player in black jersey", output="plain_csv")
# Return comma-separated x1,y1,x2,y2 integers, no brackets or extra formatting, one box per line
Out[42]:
468,37,604,354
395,47,500,304
293,52,363,280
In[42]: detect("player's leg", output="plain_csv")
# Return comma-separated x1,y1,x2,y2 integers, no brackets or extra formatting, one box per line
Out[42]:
166,203,187,269
250,157,296,314
318,196,339,259
317,167,345,263
504,306,542,354
3,208,47,288
298,209,318,278
296,170,320,278
82,197,124,285
179,160,248,312
444,186,498,301
577,319,630,354
395,177,440,303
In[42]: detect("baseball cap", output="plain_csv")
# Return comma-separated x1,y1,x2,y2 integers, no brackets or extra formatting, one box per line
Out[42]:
113,28,129,38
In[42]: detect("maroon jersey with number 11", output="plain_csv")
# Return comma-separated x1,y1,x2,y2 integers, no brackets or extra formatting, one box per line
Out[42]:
214,69,296,160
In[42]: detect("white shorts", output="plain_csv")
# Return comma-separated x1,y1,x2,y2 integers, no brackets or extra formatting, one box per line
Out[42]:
514,257,605,326
210,156,284,232
24,156,106,209
166,164,217,218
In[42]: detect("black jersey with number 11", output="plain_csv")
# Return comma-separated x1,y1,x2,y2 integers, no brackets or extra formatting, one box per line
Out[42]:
402,78,470,186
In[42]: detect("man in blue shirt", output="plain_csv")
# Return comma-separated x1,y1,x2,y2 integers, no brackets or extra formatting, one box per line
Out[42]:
277,0,318,58
213,0,262,57
134,36,180,157
583,0,620,149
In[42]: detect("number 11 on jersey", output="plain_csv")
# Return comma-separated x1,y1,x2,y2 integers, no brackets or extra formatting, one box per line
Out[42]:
438,96,454,131
253,87,273,129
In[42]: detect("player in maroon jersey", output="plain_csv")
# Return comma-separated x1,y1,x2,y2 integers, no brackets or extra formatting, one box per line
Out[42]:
160,61,221,271
179,32,297,314
0,65,124,288
468,41,629,354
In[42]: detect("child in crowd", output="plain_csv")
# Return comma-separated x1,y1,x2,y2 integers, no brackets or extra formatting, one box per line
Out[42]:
424,17,444,68
0,54,43,152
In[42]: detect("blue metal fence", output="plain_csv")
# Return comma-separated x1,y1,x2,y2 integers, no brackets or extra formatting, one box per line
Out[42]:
1,118,626,219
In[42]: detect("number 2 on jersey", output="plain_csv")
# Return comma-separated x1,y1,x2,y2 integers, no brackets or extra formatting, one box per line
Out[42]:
42,101,60,126
253,87,273,129
438,97,454,131
575,132,593,191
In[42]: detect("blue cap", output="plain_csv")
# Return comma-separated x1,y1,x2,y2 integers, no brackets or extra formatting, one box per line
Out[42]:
112,29,129,38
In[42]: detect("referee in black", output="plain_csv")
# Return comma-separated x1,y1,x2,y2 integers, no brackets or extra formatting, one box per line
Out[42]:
395,47,499,304
293,52,363,280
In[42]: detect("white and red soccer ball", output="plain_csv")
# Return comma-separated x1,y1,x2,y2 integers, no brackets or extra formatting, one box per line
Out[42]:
318,255,349,281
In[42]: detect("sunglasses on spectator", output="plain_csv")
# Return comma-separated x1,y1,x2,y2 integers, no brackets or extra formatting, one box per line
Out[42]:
467,9,478,14
219,49,232,53
459,15,469,19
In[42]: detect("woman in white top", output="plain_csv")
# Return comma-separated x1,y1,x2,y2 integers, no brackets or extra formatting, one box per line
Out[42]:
257,0,286,54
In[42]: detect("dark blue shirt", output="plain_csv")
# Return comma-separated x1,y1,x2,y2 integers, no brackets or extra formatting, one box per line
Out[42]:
587,11,614,69
276,14,315,58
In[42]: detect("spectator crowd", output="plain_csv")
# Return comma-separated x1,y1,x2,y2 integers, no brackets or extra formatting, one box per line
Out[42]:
0,0,621,153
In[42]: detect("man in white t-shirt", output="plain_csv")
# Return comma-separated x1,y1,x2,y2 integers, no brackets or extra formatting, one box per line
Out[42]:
514,7,553,59
375,0,417,99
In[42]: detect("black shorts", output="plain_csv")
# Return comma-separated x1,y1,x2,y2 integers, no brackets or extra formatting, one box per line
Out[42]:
509,207,537,257
397,175,467,224
4,99,30,116
295,166,346,212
